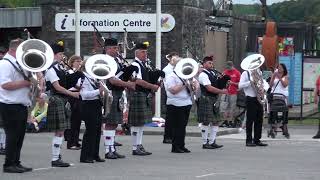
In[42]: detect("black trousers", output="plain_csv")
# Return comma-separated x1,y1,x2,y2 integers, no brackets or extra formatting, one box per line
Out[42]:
80,100,102,161
163,104,173,141
167,105,192,149
246,97,263,143
65,97,82,147
0,103,27,167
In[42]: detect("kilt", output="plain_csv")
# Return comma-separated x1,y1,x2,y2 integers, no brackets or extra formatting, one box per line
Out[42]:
47,95,71,131
197,95,220,125
128,92,153,126
104,90,123,124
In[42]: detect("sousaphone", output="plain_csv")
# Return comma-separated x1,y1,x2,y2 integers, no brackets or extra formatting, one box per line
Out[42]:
240,54,265,71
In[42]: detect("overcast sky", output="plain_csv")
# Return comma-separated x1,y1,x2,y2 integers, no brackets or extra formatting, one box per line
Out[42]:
230,0,287,5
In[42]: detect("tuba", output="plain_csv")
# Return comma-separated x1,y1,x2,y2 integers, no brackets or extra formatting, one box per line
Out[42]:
240,54,266,105
16,39,54,106
85,54,118,116
174,58,199,102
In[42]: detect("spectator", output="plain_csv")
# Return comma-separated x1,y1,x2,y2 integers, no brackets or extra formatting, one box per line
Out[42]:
27,93,48,132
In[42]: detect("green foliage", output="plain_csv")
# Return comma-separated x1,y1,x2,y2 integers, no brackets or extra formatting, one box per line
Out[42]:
233,0,320,24
0,0,38,8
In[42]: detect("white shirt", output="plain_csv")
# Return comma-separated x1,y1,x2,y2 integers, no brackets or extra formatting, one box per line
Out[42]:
198,69,212,86
131,58,144,80
165,73,192,106
77,72,100,100
272,77,288,97
238,70,269,97
45,62,65,84
162,63,174,91
0,53,31,106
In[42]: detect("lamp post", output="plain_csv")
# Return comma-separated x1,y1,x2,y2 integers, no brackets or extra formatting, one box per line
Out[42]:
75,0,80,56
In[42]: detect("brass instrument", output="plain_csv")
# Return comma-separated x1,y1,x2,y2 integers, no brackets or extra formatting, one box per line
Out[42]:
240,54,266,105
85,54,118,116
174,58,199,102
16,39,54,106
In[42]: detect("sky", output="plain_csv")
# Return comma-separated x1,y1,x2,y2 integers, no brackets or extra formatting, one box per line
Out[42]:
229,0,288,5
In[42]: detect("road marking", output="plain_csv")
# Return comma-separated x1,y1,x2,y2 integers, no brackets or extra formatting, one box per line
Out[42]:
33,164,75,171
196,172,236,178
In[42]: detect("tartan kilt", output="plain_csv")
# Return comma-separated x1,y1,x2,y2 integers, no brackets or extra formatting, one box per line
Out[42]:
128,92,153,126
197,95,220,125
47,95,71,131
104,90,123,124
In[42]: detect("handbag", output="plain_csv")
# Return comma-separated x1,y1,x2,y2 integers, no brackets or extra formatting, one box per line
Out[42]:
267,80,280,102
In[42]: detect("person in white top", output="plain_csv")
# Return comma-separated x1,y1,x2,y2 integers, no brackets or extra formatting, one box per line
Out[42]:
165,63,193,153
45,41,80,167
128,42,159,156
77,61,106,163
197,56,227,150
268,63,290,138
239,68,268,147
0,38,33,173
162,51,180,144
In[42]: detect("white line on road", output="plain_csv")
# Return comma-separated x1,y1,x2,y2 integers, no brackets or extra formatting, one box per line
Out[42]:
196,172,236,178
33,164,75,171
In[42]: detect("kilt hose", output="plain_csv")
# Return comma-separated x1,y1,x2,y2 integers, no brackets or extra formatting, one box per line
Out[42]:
197,95,220,125
104,90,123,125
47,95,71,131
128,92,153,126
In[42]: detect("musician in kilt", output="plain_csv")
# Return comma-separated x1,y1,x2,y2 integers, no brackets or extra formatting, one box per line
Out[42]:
129,42,159,156
45,42,80,167
0,39,33,173
102,38,135,159
197,56,227,149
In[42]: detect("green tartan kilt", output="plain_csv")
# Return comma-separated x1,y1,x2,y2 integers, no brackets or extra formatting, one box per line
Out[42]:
47,95,71,131
128,92,153,126
104,90,123,125
197,95,220,125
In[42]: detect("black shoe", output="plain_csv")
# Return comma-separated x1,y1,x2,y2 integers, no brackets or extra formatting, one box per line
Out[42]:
246,142,256,147
3,165,25,173
138,145,152,155
94,156,105,162
180,147,191,153
0,148,5,155
113,151,125,158
105,152,118,159
17,164,33,172
163,139,172,144
255,141,268,146
114,141,122,146
171,147,184,153
132,149,148,156
80,159,94,163
210,143,223,149
51,159,71,167
312,134,320,139
284,133,290,139
202,143,216,149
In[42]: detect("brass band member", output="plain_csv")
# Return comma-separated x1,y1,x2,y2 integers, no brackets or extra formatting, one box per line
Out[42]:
102,38,135,159
45,42,80,167
129,42,159,156
78,60,105,163
197,56,227,149
0,39,33,173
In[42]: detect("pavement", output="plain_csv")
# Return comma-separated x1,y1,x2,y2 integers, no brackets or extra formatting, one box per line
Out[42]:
0,125,319,180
